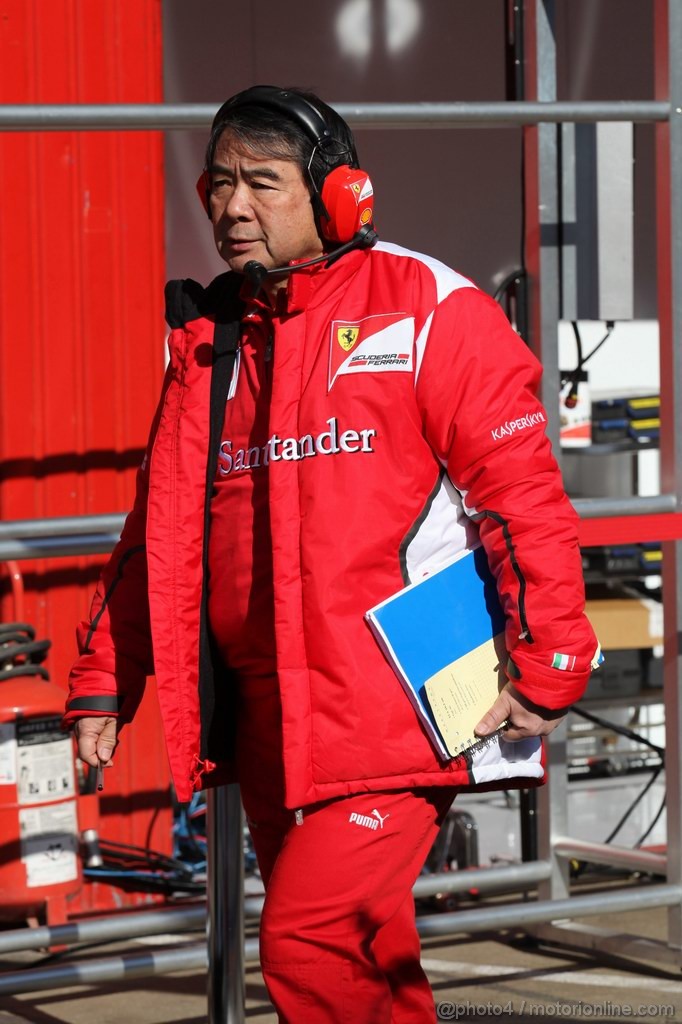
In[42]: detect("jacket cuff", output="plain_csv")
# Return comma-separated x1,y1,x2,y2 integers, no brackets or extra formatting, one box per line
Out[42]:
62,695,123,730
505,652,591,709
67,695,123,713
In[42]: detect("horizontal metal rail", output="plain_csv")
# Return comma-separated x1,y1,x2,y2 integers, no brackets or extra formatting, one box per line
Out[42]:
553,837,667,874
0,942,213,996
415,883,682,940
1,883,679,996
0,535,122,560
0,100,671,132
0,905,207,955
0,513,125,560
1,496,678,562
0,515,126,539
572,494,677,518
0,861,550,955
414,858,550,898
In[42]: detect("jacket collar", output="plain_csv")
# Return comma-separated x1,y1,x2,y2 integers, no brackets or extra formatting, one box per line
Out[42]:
240,248,370,318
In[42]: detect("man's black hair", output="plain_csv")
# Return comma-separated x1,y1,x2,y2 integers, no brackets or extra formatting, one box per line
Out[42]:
205,87,359,193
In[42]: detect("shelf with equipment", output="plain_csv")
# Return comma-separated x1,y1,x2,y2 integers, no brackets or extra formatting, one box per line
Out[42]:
562,438,658,456
580,542,662,583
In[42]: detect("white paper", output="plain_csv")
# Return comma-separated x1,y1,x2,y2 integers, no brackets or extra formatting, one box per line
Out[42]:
17,736,75,805
20,802,79,887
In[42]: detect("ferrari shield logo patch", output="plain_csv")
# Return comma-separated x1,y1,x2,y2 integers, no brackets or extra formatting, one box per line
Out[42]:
328,313,415,391
337,326,359,351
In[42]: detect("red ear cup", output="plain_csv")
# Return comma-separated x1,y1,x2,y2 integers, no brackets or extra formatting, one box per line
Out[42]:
319,167,374,243
196,170,211,217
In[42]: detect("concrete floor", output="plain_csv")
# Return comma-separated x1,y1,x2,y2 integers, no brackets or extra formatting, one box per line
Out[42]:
1,775,679,1023
0,898,681,1023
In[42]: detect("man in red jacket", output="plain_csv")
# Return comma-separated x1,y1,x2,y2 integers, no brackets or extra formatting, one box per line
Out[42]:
67,86,598,1023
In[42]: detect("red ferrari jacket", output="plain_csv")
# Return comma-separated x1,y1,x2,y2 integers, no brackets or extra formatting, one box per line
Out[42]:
65,242,597,806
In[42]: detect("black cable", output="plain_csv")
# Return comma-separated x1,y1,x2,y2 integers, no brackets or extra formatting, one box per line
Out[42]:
81,831,206,897
579,320,615,368
0,631,40,646
562,321,615,409
571,321,584,367
0,623,51,680
81,833,208,895
571,705,665,760
570,765,664,881
0,663,50,680
561,322,585,408
602,765,663,846
0,622,36,640
0,639,51,664
569,706,665,868
493,268,526,305
635,792,666,848
83,866,205,895
98,837,198,879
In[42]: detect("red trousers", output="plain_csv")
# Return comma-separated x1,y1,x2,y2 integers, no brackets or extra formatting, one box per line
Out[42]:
237,679,455,1023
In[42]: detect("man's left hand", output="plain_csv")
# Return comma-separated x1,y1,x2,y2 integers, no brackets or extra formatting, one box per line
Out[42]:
475,682,568,742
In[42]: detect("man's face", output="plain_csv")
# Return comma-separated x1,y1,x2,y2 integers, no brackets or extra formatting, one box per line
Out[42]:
209,131,325,276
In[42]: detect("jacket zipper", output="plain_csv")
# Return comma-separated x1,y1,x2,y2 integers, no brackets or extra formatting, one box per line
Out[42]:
264,330,274,379
295,809,304,826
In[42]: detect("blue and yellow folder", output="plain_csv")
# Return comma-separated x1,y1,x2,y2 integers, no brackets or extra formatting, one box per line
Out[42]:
365,546,507,759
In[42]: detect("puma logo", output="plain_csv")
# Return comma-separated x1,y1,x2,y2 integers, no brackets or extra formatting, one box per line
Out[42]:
348,809,390,831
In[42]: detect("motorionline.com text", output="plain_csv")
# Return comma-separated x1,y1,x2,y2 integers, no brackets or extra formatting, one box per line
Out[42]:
437,1000,677,1020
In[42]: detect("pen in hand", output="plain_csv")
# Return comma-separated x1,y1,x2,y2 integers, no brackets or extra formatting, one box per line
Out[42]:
96,762,104,792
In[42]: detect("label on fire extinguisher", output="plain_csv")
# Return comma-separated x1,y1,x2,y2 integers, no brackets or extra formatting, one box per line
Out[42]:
16,718,76,805
0,722,18,785
19,802,79,887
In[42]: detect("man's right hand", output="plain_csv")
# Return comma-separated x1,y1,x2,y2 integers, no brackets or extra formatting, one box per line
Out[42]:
73,716,118,768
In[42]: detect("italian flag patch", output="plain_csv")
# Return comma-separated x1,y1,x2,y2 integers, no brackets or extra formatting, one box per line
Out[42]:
551,652,576,671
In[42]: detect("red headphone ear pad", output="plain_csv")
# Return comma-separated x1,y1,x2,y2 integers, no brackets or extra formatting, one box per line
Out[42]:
319,167,374,243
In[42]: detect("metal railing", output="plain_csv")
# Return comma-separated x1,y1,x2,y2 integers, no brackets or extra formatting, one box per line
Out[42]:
1,492,678,561
0,100,672,132
2,862,679,996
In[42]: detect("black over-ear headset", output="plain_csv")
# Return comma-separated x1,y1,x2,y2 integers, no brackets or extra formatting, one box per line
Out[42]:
197,85,377,252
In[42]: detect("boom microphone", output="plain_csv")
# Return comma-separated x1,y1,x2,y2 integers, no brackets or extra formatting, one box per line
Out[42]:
243,224,377,293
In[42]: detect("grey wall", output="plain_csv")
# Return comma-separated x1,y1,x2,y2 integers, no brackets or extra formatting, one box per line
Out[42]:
555,0,656,318
162,0,656,316
162,0,520,291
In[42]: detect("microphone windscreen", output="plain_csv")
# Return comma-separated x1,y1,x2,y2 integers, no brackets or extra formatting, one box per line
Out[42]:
243,260,269,289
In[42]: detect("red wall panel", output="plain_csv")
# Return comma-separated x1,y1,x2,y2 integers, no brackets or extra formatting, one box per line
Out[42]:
0,0,172,913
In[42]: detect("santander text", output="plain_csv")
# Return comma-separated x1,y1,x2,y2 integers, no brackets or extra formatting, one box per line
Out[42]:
217,417,377,477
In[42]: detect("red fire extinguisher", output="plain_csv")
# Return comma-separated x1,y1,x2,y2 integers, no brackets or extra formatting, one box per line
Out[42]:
0,623,82,926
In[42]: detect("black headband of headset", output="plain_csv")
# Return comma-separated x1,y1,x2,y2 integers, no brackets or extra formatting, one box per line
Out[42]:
211,85,358,168
214,86,332,147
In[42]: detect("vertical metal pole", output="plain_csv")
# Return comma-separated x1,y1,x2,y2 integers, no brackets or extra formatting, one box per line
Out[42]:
523,0,561,453
538,720,570,901
654,0,682,952
524,0,570,904
207,784,245,1023
519,789,538,863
